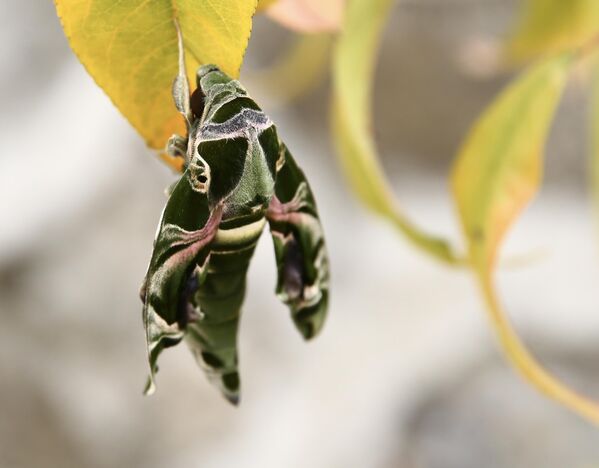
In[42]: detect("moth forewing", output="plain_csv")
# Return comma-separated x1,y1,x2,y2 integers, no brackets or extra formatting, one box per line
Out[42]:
141,173,220,392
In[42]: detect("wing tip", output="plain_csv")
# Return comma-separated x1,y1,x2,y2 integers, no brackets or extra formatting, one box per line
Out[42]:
143,375,157,396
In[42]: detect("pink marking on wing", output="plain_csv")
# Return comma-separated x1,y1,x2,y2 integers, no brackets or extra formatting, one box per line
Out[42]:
267,195,304,219
162,204,223,271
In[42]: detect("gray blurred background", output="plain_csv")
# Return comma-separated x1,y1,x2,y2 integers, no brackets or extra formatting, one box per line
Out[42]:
2,1,599,467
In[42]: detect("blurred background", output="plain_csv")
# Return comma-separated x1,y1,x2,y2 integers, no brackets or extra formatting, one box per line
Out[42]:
2,0,599,467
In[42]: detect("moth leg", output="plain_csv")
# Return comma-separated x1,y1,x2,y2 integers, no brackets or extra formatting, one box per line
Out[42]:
163,134,189,193
166,134,188,159
267,143,329,339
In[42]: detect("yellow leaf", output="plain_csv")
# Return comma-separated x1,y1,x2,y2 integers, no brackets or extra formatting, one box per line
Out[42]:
55,0,258,151
504,0,599,64
331,0,460,265
452,54,599,424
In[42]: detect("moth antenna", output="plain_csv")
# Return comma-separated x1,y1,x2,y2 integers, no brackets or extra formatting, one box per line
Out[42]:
172,18,192,129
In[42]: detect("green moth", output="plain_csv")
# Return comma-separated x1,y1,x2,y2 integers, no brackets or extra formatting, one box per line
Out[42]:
140,28,329,404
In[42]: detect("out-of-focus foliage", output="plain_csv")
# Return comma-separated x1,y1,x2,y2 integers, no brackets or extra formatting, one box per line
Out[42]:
331,0,459,264
504,0,599,64
328,0,599,423
452,56,569,275
55,0,257,150
247,33,332,106
451,55,599,425
265,0,344,33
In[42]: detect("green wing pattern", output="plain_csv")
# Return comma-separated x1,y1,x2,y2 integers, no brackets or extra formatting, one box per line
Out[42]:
267,144,329,339
141,172,221,395
184,215,265,404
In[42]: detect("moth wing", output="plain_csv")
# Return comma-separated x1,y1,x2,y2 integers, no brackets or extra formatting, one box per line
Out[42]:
267,143,330,339
141,172,221,394
184,244,256,405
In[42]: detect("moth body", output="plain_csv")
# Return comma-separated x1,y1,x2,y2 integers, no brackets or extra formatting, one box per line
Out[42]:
141,64,329,403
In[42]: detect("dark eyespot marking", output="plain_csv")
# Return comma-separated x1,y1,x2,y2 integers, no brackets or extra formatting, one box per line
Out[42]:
197,137,248,202
283,238,304,300
190,88,205,118
258,126,279,177
212,97,262,124
177,273,200,328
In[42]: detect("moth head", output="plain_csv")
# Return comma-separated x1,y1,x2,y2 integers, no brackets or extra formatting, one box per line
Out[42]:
196,64,246,98
197,64,229,91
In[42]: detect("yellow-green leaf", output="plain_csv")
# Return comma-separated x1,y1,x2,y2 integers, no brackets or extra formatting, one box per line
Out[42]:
55,0,258,152
452,54,599,424
331,0,460,265
504,0,599,64
452,56,569,269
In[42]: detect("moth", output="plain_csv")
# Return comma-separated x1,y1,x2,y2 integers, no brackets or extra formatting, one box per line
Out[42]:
140,28,329,404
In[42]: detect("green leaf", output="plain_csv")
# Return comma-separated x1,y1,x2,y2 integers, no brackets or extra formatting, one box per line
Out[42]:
331,0,460,265
504,0,599,64
55,0,258,151
451,54,599,425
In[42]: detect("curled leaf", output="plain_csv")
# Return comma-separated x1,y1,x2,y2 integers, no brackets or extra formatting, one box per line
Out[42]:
55,0,258,151
452,54,599,424
331,0,460,265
